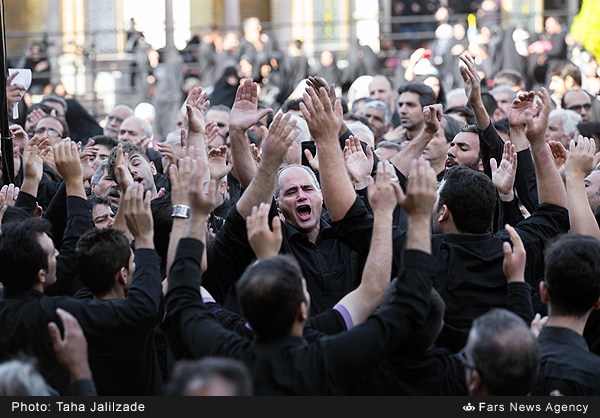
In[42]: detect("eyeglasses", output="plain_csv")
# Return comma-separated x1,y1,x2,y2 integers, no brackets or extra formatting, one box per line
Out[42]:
457,347,477,370
567,103,592,112
216,122,227,128
34,127,62,138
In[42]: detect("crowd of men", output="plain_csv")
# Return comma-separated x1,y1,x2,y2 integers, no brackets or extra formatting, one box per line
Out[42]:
0,9,600,397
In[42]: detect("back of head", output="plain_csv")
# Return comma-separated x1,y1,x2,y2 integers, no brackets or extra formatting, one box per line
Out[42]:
438,166,496,234
544,234,600,317
0,218,53,296
76,228,131,297
442,114,464,143
480,92,499,117
0,358,51,396
237,255,306,340
400,288,446,355
551,60,582,87
468,308,539,395
493,69,526,91
166,357,253,396
397,83,437,107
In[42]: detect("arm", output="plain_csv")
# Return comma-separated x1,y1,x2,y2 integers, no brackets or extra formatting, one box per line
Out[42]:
333,162,400,326
526,88,568,208
47,308,97,396
502,224,534,325
46,141,93,296
460,53,490,132
229,79,273,188
300,86,353,221
390,104,441,178
246,202,282,260
235,112,298,219
565,135,600,238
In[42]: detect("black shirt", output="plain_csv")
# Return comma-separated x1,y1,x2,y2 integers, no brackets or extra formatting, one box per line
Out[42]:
332,197,569,352
164,238,433,395
533,326,600,395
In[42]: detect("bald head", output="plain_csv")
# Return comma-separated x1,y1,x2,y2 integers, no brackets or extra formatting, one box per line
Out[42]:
104,105,135,138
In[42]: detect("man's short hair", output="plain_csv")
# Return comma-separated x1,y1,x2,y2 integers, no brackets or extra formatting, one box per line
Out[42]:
551,61,582,87
365,100,391,124
468,308,539,396
0,218,53,296
76,228,132,296
549,108,582,136
544,234,600,317
443,114,464,143
438,166,496,234
397,83,437,107
493,70,526,91
237,255,307,340
107,142,150,181
0,358,52,396
89,135,119,149
446,106,476,125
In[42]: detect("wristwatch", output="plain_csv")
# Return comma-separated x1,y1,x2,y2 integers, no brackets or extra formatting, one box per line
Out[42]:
171,204,191,219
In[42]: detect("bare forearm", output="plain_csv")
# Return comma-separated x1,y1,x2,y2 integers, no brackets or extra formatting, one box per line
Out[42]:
230,127,257,188
235,161,278,218
530,141,568,207
471,98,491,131
390,130,435,177
566,173,600,238
317,139,356,222
509,126,529,152
64,179,86,200
406,216,431,254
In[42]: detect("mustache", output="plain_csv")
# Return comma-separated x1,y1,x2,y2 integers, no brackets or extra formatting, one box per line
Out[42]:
107,188,121,198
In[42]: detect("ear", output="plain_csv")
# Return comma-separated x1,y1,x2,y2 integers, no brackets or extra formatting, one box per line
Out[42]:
116,266,129,287
477,158,485,172
593,297,600,311
539,280,550,305
150,161,157,176
564,76,575,89
36,268,46,285
297,301,308,323
468,369,484,395
437,204,449,224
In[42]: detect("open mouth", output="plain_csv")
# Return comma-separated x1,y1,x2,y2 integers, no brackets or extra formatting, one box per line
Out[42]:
445,158,457,169
296,204,312,221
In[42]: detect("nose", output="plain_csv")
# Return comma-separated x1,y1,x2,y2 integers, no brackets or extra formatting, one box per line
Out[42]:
107,216,115,228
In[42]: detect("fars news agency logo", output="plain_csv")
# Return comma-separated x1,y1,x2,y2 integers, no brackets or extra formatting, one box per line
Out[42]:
463,403,476,412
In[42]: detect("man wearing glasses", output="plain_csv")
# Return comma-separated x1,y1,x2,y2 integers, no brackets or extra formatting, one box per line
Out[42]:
562,89,595,122
33,115,68,146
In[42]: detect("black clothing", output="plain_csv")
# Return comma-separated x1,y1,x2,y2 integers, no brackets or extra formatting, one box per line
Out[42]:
208,66,240,109
533,326,600,395
0,245,164,395
332,197,569,353
164,238,433,395
353,346,468,395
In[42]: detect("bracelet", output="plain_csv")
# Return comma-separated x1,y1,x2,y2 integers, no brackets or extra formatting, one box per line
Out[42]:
171,204,190,219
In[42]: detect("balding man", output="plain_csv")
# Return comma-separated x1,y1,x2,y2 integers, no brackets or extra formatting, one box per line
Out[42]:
118,116,166,178
104,104,135,139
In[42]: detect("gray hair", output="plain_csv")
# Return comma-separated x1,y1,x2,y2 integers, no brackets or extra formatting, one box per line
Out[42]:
274,164,320,200
365,99,391,125
489,85,517,102
0,359,51,396
346,121,375,148
549,108,582,136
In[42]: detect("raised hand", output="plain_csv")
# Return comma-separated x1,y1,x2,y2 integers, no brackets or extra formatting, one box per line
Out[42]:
367,161,403,215
304,147,319,173
122,182,154,246
300,86,343,144
502,224,526,283
168,147,199,206
525,88,552,145
6,71,26,111
260,112,299,168
423,104,442,135
188,160,217,219
400,159,438,218
113,143,134,192
459,53,481,104
0,184,19,208
547,140,568,171
9,124,29,152
53,140,83,184
509,91,536,128
229,78,273,131
491,140,518,200
185,86,210,135
246,202,282,259
307,75,337,109
566,135,596,179
344,135,374,184
47,308,92,382
207,145,232,180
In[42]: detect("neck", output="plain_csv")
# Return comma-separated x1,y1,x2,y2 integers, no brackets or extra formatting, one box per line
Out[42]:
546,313,591,335
407,125,423,140
94,287,126,301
